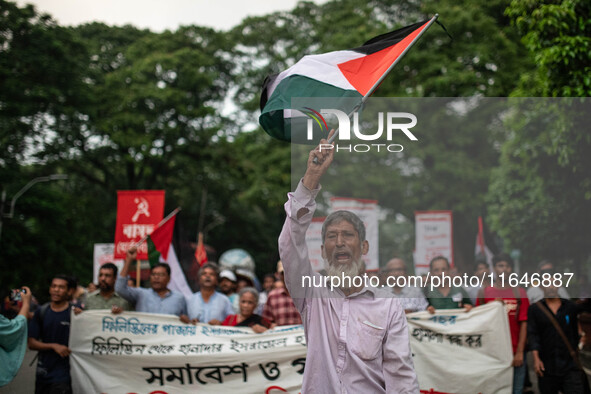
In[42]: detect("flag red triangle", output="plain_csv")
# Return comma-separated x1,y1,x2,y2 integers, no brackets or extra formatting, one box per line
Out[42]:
149,215,176,260
337,21,429,96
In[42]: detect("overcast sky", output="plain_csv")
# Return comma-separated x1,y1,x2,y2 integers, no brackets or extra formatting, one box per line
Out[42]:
15,0,328,31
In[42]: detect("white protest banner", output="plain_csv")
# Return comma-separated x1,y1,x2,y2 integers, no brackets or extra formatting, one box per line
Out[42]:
414,210,453,275
92,243,123,284
407,301,513,394
305,217,325,273
70,304,512,394
70,311,307,394
330,197,380,271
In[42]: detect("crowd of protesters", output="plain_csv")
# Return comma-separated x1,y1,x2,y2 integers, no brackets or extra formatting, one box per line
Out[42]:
380,254,591,394
0,244,297,392
2,246,590,393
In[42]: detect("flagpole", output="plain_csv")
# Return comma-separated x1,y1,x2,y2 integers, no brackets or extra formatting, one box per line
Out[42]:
136,258,141,287
133,207,182,248
326,14,439,144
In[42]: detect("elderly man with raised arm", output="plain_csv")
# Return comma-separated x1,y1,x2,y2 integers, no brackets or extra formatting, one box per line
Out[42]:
278,133,418,393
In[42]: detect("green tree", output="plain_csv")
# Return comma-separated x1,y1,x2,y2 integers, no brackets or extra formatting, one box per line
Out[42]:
0,1,90,292
0,1,88,170
506,0,591,97
486,0,591,280
487,99,591,271
230,0,533,271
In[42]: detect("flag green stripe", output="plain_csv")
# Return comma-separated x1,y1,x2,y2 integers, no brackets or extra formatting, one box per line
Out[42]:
147,236,160,268
259,75,362,142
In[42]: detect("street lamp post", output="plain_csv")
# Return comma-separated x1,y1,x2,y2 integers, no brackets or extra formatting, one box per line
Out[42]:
0,174,68,241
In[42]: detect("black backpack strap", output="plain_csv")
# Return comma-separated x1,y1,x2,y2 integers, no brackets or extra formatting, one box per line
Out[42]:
36,302,50,328
535,301,583,370
29,302,50,367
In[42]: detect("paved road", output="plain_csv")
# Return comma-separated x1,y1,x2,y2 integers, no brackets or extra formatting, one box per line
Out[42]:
0,349,35,393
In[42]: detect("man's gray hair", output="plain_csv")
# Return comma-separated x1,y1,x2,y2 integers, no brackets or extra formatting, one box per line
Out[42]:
198,262,220,278
239,287,259,304
321,210,366,243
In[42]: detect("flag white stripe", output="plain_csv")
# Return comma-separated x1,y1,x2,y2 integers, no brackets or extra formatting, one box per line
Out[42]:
269,50,364,96
161,243,193,300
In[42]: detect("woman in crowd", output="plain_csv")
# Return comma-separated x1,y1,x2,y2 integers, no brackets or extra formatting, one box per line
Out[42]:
1,286,33,387
221,287,275,333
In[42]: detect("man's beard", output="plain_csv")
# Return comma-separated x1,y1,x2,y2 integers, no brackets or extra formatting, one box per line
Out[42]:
325,257,366,290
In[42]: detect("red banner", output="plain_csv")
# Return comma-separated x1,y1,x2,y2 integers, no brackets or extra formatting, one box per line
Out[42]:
114,190,165,259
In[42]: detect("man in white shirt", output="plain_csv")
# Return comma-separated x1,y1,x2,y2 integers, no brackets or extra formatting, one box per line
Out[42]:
279,133,418,393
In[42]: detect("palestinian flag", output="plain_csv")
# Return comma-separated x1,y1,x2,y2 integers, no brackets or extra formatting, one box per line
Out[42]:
147,211,177,267
259,17,436,142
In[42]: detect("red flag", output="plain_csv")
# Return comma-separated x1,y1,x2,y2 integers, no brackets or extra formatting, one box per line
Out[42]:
189,232,208,283
475,216,493,266
194,232,208,266
148,213,176,260
114,190,165,259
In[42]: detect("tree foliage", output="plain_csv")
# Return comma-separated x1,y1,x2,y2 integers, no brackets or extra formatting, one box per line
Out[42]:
228,0,532,271
0,0,587,295
506,0,591,97
486,0,591,275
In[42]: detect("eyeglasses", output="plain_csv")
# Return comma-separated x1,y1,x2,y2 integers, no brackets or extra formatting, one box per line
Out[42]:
150,272,168,278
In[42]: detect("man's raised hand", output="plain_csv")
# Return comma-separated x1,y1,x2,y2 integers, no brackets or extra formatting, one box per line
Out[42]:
303,129,336,191
126,247,138,263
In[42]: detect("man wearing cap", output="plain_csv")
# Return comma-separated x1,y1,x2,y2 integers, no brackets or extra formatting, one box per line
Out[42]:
218,269,239,313
262,261,302,326
278,135,418,393
182,262,233,325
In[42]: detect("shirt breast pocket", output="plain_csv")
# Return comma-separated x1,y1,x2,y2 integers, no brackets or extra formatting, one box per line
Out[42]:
351,319,385,360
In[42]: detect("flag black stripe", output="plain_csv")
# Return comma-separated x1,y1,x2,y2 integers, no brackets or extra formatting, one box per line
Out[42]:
350,20,429,55
260,73,280,111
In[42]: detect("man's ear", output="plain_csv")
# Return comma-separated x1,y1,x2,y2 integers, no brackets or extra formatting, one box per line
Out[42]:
321,245,326,260
361,240,369,256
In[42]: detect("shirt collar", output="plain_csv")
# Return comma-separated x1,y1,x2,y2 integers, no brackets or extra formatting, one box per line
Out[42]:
334,286,378,299
151,288,171,298
91,289,120,298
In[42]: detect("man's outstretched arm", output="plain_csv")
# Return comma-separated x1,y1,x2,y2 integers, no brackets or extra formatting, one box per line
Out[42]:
278,133,335,303
115,247,141,304
301,132,335,202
